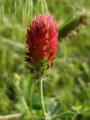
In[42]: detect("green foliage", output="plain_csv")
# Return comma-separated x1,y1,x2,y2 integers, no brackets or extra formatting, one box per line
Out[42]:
0,0,90,120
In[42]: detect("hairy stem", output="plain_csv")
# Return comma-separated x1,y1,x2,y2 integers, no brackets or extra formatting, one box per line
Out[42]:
40,78,46,119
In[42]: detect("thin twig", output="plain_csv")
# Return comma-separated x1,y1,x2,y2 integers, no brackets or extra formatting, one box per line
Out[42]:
0,113,21,120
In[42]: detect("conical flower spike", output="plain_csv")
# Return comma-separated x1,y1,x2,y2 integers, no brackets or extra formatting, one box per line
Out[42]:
26,15,58,79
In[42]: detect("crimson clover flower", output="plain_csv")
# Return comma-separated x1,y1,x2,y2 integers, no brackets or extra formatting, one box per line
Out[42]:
26,15,58,79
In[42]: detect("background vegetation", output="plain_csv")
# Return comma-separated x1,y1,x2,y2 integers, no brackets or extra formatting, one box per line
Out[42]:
0,0,90,119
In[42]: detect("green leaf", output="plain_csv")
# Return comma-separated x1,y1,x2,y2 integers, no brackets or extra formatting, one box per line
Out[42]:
52,111,76,119
31,92,42,110
58,14,88,40
46,98,63,116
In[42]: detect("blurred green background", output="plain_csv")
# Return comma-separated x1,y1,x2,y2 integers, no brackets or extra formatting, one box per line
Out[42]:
0,0,90,119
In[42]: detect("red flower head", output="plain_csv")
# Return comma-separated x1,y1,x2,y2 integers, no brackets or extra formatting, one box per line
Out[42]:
26,15,58,78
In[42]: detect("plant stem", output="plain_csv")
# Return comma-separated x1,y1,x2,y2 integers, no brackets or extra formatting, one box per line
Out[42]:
40,78,46,118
